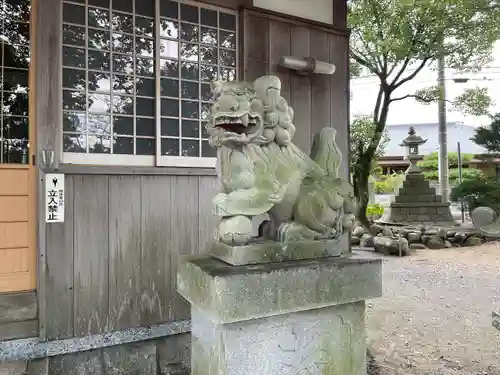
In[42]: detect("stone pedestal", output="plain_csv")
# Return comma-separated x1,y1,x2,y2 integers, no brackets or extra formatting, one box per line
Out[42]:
387,173,455,225
177,252,382,375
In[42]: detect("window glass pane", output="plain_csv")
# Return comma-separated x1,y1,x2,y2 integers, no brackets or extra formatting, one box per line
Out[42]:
113,116,134,135
63,112,86,132
159,19,179,39
161,79,179,97
3,117,29,139
219,12,236,31
180,23,199,43
137,118,155,137
161,59,179,77
89,50,111,70
135,0,154,17
88,114,111,135
63,68,86,90
63,24,86,46
112,12,134,34
161,138,179,156
63,134,87,153
161,118,179,137
136,138,155,155
89,135,111,153
182,101,198,119
181,81,198,100
160,40,179,59
181,139,199,157
112,0,133,13
61,0,237,161
160,1,179,19
219,30,236,49
201,27,217,45
114,137,134,154
182,120,199,138
201,9,217,27
180,4,198,23
63,3,85,25
88,7,110,29
88,29,111,50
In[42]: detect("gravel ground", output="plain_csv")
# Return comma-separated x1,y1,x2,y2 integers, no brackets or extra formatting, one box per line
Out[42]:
366,243,500,375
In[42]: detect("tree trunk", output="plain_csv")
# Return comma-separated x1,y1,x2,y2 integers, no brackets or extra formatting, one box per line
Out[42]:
353,155,372,228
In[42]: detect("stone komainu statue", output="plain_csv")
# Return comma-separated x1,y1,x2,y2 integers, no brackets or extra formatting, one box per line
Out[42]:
206,75,357,246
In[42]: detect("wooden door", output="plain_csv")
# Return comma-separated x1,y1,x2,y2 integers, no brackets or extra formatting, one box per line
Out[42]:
0,0,36,293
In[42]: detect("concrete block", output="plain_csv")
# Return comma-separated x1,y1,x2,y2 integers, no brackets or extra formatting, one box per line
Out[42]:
191,301,367,375
102,342,157,375
210,238,347,266
178,252,382,324
0,361,27,375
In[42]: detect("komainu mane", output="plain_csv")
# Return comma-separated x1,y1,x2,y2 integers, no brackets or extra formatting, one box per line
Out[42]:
206,75,357,247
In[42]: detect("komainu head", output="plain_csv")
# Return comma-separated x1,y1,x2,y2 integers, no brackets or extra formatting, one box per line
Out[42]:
206,76,297,149
206,80,264,148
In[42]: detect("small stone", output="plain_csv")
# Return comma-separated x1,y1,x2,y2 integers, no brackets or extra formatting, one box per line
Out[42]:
407,232,421,244
410,243,427,250
464,236,483,247
360,234,375,247
370,224,384,236
444,240,453,248
438,228,447,239
425,228,438,236
351,236,361,245
352,226,365,238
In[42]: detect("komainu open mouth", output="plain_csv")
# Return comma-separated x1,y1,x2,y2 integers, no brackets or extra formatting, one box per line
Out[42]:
214,115,259,134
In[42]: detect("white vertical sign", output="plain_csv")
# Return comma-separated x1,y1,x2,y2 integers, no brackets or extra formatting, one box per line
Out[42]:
45,173,65,223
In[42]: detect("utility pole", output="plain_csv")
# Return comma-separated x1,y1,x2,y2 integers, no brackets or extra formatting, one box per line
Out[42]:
437,53,449,203
457,141,465,223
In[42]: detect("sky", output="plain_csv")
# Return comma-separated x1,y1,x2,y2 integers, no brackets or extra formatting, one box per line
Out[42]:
349,41,500,128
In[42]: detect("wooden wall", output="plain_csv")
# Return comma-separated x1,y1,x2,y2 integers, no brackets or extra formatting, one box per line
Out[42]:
33,0,349,342
43,174,218,340
240,8,350,174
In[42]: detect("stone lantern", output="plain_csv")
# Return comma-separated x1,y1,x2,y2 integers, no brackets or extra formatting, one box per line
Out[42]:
399,126,427,174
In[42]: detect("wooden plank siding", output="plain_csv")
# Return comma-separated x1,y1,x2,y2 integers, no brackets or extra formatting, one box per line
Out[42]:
239,8,349,174
43,174,218,340
32,0,348,343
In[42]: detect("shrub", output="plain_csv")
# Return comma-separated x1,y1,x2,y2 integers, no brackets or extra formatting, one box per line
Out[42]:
423,168,484,182
366,204,384,221
373,173,405,194
450,178,500,213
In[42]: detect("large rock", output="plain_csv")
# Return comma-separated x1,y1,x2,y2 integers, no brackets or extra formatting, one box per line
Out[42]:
374,237,412,256
454,232,468,244
426,235,445,249
381,227,393,237
407,232,421,244
464,236,483,247
410,243,427,250
360,234,375,248
352,226,365,238
369,224,384,236
351,236,361,246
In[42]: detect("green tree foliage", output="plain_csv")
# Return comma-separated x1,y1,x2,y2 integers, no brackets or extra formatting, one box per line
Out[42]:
417,151,474,169
374,173,406,194
417,151,482,182
350,116,389,172
471,113,500,152
451,178,500,214
348,0,500,227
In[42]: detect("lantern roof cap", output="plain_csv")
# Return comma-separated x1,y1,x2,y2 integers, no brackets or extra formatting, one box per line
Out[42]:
399,126,427,147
